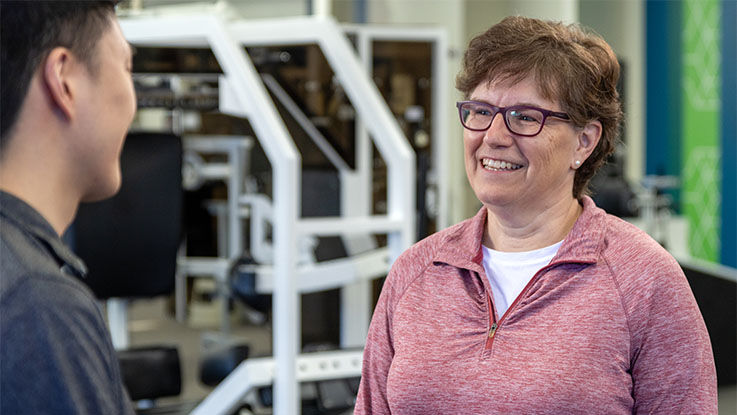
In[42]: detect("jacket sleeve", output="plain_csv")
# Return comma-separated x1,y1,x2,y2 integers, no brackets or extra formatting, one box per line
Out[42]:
620,253,718,414
354,257,407,414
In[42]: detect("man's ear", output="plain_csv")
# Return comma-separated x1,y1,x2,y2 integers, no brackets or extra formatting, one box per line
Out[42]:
573,120,602,168
42,47,77,121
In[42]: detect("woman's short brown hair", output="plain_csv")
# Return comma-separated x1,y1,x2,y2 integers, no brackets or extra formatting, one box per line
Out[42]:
456,16,623,198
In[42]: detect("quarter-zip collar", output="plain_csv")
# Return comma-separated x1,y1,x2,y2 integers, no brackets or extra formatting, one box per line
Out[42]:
432,206,487,273
433,196,605,272
0,191,87,278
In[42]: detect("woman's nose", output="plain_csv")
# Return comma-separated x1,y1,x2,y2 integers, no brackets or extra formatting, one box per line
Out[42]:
483,113,514,147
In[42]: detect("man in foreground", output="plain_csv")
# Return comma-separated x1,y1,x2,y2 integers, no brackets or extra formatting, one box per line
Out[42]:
0,1,137,413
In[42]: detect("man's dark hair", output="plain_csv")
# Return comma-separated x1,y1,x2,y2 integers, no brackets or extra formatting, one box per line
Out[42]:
0,1,118,143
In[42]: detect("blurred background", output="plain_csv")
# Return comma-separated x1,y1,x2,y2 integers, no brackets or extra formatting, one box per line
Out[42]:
69,1,735,414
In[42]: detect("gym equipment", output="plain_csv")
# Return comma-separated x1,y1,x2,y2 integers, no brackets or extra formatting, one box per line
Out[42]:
73,132,185,409
119,11,421,415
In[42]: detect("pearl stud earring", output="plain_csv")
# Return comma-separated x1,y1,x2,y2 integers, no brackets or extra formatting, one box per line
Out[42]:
574,160,581,167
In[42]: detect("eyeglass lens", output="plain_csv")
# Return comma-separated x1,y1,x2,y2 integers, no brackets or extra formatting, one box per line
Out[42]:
459,102,544,136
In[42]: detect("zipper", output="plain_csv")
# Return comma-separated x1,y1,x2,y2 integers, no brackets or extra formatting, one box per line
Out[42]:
488,323,497,338
484,294,497,349
483,262,559,351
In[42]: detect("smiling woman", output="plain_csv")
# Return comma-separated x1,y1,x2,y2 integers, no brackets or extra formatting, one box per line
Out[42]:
355,16,717,415
462,75,596,250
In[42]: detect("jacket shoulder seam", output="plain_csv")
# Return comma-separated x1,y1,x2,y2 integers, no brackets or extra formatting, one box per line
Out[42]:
602,253,636,363
389,237,444,327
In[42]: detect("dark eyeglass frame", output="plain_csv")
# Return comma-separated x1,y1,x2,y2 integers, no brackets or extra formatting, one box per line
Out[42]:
456,100,571,137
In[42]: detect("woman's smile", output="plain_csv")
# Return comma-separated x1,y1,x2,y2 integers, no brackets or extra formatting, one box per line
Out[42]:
481,158,523,172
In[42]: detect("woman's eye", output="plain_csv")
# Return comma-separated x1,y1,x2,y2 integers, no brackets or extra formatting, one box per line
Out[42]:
510,111,541,123
469,106,491,116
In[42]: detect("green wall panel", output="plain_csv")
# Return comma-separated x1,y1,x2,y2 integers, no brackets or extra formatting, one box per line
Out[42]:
682,0,721,261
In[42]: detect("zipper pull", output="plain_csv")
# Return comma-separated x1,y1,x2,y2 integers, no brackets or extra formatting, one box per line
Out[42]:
488,323,497,338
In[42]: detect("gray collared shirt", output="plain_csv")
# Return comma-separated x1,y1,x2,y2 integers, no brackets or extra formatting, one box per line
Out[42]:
0,191,134,414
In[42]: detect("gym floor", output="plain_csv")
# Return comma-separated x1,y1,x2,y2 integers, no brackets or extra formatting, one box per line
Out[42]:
123,296,737,414
125,296,271,409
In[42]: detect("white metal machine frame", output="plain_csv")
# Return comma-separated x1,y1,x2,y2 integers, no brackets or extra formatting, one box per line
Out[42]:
338,25,449,348
120,12,416,415
198,349,364,415
343,23,450,231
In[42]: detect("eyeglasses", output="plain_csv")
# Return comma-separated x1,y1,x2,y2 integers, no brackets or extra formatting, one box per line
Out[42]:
456,101,570,137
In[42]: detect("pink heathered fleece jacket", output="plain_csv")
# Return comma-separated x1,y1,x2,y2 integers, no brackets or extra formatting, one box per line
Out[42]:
355,197,717,414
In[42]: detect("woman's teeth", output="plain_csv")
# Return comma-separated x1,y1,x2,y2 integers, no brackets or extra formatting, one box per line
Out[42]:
482,158,522,171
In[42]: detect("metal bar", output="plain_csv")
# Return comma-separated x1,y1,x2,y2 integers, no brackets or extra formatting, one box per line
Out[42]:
230,16,415,253
205,17,301,415
229,16,325,45
107,299,129,350
197,164,231,180
191,350,363,415
296,216,403,236
190,357,274,415
183,135,254,153
175,265,186,322
175,242,188,323
122,15,301,414
339,28,377,348
177,257,230,279
261,74,350,172
253,247,389,293
239,194,274,265
313,0,331,18
313,19,416,259
341,24,445,41
341,24,449,229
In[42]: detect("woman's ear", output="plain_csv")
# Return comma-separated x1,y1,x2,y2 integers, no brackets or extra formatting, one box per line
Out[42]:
572,120,602,169
42,47,77,121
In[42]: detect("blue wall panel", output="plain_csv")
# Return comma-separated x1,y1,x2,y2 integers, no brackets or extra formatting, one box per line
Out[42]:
721,0,736,267
645,0,682,207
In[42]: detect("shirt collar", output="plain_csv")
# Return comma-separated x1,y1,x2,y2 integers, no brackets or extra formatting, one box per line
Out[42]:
433,196,605,271
553,196,605,265
0,191,88,278
433,206,488,273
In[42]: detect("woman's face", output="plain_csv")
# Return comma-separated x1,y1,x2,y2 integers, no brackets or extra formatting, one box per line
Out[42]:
463,76,589,215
